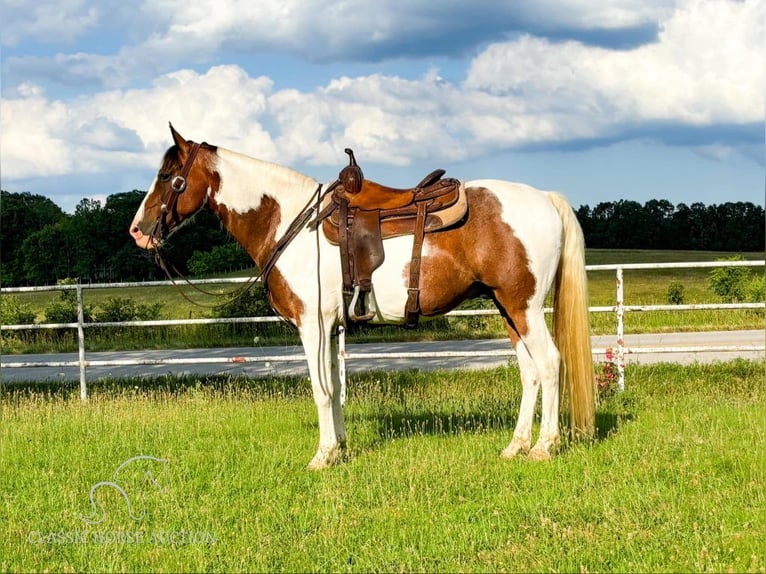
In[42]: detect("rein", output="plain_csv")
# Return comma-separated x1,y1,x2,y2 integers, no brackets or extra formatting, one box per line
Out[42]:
147,139,335,309
155,180,328,310
259,183,327,281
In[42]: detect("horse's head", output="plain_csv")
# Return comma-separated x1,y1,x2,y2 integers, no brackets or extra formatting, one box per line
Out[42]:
129,124,217,249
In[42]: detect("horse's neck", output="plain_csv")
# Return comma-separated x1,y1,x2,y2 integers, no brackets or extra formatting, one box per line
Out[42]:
211,148,319,265
215,148,318,215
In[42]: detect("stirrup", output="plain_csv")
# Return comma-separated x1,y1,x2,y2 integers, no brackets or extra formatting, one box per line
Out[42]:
348,285,375,322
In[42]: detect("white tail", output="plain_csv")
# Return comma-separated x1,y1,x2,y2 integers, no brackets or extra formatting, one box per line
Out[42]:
547,192,596,439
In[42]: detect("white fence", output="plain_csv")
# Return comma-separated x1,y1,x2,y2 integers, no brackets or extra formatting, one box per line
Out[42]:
2,260,764,401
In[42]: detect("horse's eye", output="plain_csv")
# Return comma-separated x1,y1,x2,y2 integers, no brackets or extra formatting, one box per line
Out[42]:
158,172,171,182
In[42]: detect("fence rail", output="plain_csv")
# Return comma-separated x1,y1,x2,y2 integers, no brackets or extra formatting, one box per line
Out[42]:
2,260,764,401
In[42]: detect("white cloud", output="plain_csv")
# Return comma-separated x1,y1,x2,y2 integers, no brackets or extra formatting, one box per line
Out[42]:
464,0,764,131
2,0,677,89
1,87,72,179
1,66,277,179
507,0,675,31
153,0,671,78
0,0,100,46
1,0,761,188
270,72,483,166
134,0,675,56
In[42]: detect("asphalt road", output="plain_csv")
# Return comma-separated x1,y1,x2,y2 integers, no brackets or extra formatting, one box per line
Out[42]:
1,330,763,384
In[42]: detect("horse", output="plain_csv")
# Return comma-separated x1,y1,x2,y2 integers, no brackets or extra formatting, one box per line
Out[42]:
130,124,596,470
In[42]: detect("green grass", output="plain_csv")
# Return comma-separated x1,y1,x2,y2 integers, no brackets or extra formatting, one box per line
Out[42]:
1,360,764,572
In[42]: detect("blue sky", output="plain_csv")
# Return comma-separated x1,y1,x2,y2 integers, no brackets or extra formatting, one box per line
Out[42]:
1,0,763,214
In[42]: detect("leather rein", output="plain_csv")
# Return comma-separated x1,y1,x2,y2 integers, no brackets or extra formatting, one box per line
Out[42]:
150,140,329,309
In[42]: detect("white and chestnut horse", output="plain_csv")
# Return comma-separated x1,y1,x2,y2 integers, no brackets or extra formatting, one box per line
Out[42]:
130,125,596,470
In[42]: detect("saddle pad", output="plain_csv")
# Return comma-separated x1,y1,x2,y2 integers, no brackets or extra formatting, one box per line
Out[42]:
322,180,467,246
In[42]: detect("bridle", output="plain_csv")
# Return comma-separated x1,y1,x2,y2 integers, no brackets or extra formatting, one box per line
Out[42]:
149,141,202,245
145,139,330,308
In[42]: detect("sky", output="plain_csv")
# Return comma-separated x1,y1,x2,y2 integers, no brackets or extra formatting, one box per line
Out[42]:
1,0,763,214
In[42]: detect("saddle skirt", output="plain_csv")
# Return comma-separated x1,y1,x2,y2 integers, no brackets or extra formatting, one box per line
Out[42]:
321,179,468,245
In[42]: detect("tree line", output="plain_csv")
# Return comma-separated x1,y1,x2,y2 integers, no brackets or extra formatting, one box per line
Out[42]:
0,190,244,287
1,189,764,287
576,199,764,251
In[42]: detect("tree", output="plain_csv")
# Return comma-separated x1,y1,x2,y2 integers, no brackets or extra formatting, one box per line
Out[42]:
671,203,692,249
643,199,675,249
102,191,162,281
688,203,714,249
575,205,592,244
715,202,765,251
1,190,66,285
588,202,615,248
20,222,75,284
610,200,646,248
188,242,251,276
69,197,108,280
4,186,764,286
154,208,233,275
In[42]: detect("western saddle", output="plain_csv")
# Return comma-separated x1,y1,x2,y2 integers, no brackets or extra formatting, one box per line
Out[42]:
312,149,466,327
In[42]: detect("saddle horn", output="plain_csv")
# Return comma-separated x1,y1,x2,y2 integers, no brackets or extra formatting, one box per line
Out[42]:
340,148,363,195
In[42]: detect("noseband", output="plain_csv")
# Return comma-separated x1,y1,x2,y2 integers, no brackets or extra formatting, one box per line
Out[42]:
151,141,202,243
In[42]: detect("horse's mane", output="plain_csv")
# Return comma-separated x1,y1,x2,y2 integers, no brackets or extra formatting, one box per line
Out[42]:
216,147,318,191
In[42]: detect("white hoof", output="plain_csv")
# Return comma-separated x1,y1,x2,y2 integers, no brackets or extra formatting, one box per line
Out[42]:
500,438,530,459
528,436,558,461
307,444,345,471
527,446,553,461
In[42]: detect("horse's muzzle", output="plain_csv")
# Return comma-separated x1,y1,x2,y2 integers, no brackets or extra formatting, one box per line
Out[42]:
129,222,158,249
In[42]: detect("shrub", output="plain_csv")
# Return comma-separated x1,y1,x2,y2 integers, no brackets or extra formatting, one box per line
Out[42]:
95,297,164,322
0,295,37,353
43,280,94,324
744,273,765,303
708,256,750,303
213,281,274,318
0,295,36,325
44,299,94,324
666,282,685,305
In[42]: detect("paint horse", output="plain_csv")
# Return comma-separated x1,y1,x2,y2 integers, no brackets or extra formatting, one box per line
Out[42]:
130,125,596,470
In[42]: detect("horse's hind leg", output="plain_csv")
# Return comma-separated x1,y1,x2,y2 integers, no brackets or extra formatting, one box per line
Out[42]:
500,309,561,460
525,312,561,460
500,342,539,458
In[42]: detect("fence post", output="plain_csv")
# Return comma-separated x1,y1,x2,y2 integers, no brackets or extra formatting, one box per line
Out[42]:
338,325,347,406
615,267,625,391
76,284,87,401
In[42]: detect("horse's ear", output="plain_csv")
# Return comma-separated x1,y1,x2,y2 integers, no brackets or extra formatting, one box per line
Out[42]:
168,122,189,153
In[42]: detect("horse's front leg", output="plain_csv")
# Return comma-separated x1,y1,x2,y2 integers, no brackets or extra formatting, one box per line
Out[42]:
329,333,347,449
302,320,346,470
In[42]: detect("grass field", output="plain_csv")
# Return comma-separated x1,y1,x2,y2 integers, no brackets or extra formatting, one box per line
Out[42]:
3,249,764,354
1,359,763,572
